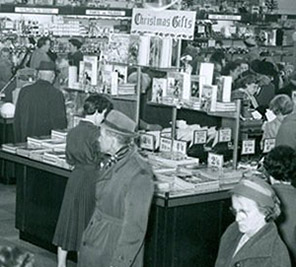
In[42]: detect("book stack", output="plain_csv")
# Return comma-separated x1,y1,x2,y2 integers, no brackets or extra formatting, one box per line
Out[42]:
27,136,52,148
40,139,66,150
2,143,27,154
42,150,68,168
215,102,236,112
51,129,68,140
148,152,199,168
117,83,136,95
16,145,52,159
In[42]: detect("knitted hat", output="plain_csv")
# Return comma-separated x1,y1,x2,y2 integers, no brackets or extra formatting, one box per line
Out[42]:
231,176,276,208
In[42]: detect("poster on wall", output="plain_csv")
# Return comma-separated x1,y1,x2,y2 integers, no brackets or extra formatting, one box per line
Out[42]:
131,8,196,40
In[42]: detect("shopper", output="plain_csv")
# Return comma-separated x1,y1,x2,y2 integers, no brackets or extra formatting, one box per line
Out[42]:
68,38,83,73
78,110,154,267
13,61,67,142
29,36,52,69
215,176,291,267
276,105,296,150
263,145,296,266
0,47,13,91
262,94,294,141
53,94,113,267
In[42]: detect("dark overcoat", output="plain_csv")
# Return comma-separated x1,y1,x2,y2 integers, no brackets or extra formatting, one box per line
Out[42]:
215,221,291,267
13,79,67,142
78,146,154,267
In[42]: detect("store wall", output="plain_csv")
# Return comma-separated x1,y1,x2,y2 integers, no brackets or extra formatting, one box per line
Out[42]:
278,0,296,15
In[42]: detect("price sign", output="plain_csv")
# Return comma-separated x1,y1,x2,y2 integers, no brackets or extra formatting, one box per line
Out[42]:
218,128,232,143
263,138,276,154
159,137,173,152
197,25,205,33
207,152,224,169
140,134,155,151
208,39,216,47
193,130,207,144
241,140,256,155
172,140,187,155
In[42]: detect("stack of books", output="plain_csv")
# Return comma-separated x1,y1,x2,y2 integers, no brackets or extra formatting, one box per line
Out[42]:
16,145,52,159
2,143,27,154
27,136,52,148
215,102,236,112
148,152,199,168
51,129,68,140
117,83,136,95
42,150,71,170
40,139,66,150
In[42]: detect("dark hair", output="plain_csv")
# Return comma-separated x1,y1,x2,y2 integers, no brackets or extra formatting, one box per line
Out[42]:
221,61,240,76
235,74,258,89
209,51,225,66
263,145,296,185
1,47,10,54
83,94,113,116
269,94,293,115
37,37,51,48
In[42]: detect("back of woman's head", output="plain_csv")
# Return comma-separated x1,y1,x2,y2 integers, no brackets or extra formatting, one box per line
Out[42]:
263,145,296,185
235,73,258,89
269,94,294,115
83,94,113,116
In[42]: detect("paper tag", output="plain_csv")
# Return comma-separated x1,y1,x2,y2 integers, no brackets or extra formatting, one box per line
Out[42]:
193,130,207,144
172,140,187,154
218,128,232,143
241,139,256,155
197,25,205,33
140,133,155,151
251,110,262,120
159,137,173,152
263,138,276,154
265,109,276,122
208,39,216,47
208,152,224,169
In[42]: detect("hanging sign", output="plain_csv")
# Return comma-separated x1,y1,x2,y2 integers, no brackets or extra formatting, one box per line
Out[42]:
131,8,196,40
15,7,59,14
85,9,126,16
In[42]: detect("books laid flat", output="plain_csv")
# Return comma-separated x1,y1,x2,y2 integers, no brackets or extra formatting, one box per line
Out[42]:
16,146,52,158
2,143,27,154
51,129,68,140
27,136,52,148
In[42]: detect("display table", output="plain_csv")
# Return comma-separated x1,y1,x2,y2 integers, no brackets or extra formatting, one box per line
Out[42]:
0,150,233,267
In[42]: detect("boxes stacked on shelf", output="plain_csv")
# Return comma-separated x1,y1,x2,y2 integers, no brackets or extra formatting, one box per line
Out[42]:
16,145,51,159
117,83,136,95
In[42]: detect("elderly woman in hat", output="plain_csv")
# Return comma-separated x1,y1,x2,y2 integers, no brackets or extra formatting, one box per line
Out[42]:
215,176,291,267
78,110,154,267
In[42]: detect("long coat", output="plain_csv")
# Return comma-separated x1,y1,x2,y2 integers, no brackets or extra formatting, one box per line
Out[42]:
276,112,296,150
53,121,103,251
215,222,291,267
13,79,67,143
78,146,154,267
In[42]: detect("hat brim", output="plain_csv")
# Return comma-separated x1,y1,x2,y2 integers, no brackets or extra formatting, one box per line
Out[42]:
101,121,137,137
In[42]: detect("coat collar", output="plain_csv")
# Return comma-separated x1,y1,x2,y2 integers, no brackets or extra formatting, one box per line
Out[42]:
232,222,278,262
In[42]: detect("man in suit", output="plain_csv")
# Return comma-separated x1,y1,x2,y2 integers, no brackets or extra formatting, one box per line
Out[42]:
14,61,67,142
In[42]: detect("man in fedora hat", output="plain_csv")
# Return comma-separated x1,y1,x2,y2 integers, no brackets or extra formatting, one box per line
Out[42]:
78,110,154,267
14,60,67,142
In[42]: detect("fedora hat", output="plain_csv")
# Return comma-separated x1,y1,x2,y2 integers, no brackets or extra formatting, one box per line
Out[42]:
102,110,137,137
37,61,56,71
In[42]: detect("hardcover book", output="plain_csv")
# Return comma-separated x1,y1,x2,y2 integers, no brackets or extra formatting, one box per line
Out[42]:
151,78,167,102
83,55,98,86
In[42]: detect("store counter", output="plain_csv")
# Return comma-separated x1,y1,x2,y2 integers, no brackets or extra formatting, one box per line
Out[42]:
0,150,233,267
